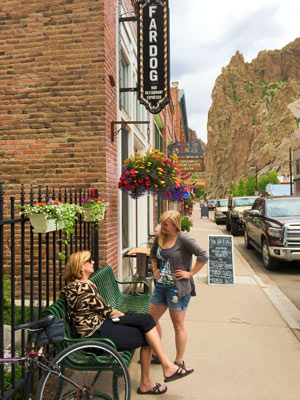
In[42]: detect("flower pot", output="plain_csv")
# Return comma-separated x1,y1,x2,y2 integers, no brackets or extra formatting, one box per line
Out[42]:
82,209,95,222
29,214,65,233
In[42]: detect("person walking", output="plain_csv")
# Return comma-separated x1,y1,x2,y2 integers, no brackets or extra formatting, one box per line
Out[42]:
61,250,193,395
148,210,208,370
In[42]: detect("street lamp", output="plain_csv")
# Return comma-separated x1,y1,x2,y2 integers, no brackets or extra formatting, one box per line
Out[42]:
250,166,258,193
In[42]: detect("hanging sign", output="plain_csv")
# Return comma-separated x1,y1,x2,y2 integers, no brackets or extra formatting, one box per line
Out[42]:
137,0,170,114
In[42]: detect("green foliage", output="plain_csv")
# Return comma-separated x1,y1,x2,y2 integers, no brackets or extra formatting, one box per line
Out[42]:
181,215,193,232
228,171,280,197
195,188,206,198
4,361,23,400
294,117,300,125
245,174,256,195
258,171,280,194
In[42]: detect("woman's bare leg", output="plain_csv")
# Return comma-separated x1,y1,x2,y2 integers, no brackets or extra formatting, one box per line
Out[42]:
169,309,188,364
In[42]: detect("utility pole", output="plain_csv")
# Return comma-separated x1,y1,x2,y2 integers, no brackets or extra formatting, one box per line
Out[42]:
289,147,293,195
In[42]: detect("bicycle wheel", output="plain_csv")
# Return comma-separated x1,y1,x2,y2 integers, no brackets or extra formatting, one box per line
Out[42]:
36,341,131,400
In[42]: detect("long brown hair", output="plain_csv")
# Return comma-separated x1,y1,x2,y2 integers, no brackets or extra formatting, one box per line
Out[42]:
65,250,91,282
158,210,181,247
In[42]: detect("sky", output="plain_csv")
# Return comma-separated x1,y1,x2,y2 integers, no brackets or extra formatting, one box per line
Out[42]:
169,0,300,143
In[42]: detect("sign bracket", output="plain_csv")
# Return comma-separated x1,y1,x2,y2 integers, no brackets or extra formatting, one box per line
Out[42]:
111,120,150,142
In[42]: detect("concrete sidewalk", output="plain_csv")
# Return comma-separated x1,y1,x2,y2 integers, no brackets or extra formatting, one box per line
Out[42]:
129,204,300,399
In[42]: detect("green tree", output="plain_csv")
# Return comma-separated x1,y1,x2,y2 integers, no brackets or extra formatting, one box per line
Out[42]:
258,171,280,194
235,178,246,196
245,174,256,195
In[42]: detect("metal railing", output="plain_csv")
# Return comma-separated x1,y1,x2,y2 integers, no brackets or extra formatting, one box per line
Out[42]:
0,183,99,399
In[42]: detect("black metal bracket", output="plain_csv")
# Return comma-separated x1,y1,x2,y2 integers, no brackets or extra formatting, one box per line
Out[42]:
119,16,137,23
120,87,138,92
111,120,150,142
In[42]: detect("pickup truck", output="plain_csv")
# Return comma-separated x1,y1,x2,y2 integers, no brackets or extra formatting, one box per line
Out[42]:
226,196,257,236
243,196,300,269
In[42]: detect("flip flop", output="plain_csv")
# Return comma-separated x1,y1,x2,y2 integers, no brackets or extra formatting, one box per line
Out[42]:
137,383,167,395
164,366,194,383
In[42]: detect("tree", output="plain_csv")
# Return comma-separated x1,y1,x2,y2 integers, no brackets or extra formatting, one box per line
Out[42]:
258,171,280,194
235,178,246,196
245,174,256,195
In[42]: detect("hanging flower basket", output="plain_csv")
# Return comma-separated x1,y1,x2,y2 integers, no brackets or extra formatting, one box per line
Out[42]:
21,200,81,234
81,198,109,222
118,148,187,200
28,214,65,233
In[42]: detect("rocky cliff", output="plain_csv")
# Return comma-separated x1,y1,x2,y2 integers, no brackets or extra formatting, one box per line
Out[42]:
205,38,300,198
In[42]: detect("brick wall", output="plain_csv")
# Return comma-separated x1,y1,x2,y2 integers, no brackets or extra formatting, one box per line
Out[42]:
0,0,119,269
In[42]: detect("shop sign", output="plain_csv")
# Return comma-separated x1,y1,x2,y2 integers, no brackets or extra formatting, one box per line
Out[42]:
177,157,204,172
137,0,170,114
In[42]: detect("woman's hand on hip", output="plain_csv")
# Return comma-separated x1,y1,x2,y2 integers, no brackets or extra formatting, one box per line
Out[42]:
174,269,192,280
153,269,160,279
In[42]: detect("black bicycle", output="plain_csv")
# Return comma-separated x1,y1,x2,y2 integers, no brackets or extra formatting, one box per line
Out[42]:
1,315,131,400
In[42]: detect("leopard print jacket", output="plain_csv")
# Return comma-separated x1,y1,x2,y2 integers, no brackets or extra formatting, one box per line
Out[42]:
61,281,113,338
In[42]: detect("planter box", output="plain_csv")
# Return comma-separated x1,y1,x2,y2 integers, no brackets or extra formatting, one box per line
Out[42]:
29,214,65,233
82,209,95,222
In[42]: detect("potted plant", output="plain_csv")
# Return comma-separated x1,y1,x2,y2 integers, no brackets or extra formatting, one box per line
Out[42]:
118,148,187,200
80,198,109,222
20,200,81,234
181,215,193,232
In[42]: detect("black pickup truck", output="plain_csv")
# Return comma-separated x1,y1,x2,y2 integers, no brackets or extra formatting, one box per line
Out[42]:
243,196,300,269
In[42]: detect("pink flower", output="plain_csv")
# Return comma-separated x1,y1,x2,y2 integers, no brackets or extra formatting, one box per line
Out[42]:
130,169,135,174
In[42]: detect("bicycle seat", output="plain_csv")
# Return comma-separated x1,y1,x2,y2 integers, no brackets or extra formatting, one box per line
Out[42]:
14,315,55,331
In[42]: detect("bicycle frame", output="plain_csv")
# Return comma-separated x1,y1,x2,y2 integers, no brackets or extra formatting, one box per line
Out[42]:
0,347,89,400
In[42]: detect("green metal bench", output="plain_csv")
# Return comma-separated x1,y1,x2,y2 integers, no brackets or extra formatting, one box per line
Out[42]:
42,265,151,399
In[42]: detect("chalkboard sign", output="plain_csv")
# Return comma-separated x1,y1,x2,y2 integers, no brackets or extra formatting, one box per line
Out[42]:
201,206,209,218
208,235,234,285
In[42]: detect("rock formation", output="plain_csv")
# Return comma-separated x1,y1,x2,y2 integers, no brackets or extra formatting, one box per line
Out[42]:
205,38,300,198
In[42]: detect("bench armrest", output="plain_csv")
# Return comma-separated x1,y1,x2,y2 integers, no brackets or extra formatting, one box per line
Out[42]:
64,335,118,350
116,279,150,294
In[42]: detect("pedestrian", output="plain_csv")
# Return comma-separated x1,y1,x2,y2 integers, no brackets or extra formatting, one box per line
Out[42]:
148,210,208,371
61,250,193,395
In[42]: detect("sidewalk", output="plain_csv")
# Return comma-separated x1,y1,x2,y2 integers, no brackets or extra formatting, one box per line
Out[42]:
129,204,300,399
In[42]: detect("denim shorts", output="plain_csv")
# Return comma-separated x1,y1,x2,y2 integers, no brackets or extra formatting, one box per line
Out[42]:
150,282,191,311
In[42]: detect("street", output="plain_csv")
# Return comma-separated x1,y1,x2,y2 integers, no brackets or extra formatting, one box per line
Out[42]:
213,212,300,313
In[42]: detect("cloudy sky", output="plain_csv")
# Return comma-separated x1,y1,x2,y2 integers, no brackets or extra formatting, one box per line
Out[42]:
169,0,300,143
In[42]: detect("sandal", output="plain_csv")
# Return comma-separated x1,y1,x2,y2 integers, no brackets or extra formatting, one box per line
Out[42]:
164,365,194,383
137,383,167,395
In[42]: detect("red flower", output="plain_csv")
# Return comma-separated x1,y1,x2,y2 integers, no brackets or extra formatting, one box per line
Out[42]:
130,169,135,174
131,185,135,190
146,181,151,186
125,184,130,189
145,176,149,180
138,179,143,183
125,171,130,175
161,162,165,166
124,179,128,184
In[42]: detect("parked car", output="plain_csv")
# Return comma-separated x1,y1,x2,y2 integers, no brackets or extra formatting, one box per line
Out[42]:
214,199,228,224
243,196,300,270
207,199,217,210
226,196,257,236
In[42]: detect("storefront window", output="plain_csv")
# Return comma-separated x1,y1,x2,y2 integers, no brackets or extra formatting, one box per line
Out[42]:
121,129,129,250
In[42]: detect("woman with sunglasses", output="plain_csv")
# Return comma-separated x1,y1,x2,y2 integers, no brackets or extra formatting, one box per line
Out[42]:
61,250,193,395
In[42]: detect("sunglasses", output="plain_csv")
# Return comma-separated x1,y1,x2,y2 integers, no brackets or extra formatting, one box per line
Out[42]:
84,257,93,263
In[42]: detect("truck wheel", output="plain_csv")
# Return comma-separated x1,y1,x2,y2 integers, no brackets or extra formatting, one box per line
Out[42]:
230,220,239,236
244,228,252,249
226,218,230,231
262,239,277,270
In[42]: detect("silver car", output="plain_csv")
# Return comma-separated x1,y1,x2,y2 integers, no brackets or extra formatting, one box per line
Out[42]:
214,199,228,225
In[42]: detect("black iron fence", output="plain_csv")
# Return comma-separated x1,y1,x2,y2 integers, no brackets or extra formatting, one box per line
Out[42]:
0,183,99,399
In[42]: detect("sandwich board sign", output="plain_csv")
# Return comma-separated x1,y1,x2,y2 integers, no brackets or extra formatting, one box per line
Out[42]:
208,235,234,285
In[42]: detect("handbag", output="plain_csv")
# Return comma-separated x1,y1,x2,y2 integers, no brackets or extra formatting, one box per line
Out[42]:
35,318,64,347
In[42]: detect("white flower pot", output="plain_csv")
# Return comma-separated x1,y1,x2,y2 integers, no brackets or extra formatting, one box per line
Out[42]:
29,214,64,233
82,209,95,222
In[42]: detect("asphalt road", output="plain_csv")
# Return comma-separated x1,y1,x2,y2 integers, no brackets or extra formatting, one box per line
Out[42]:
210,212,300,311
